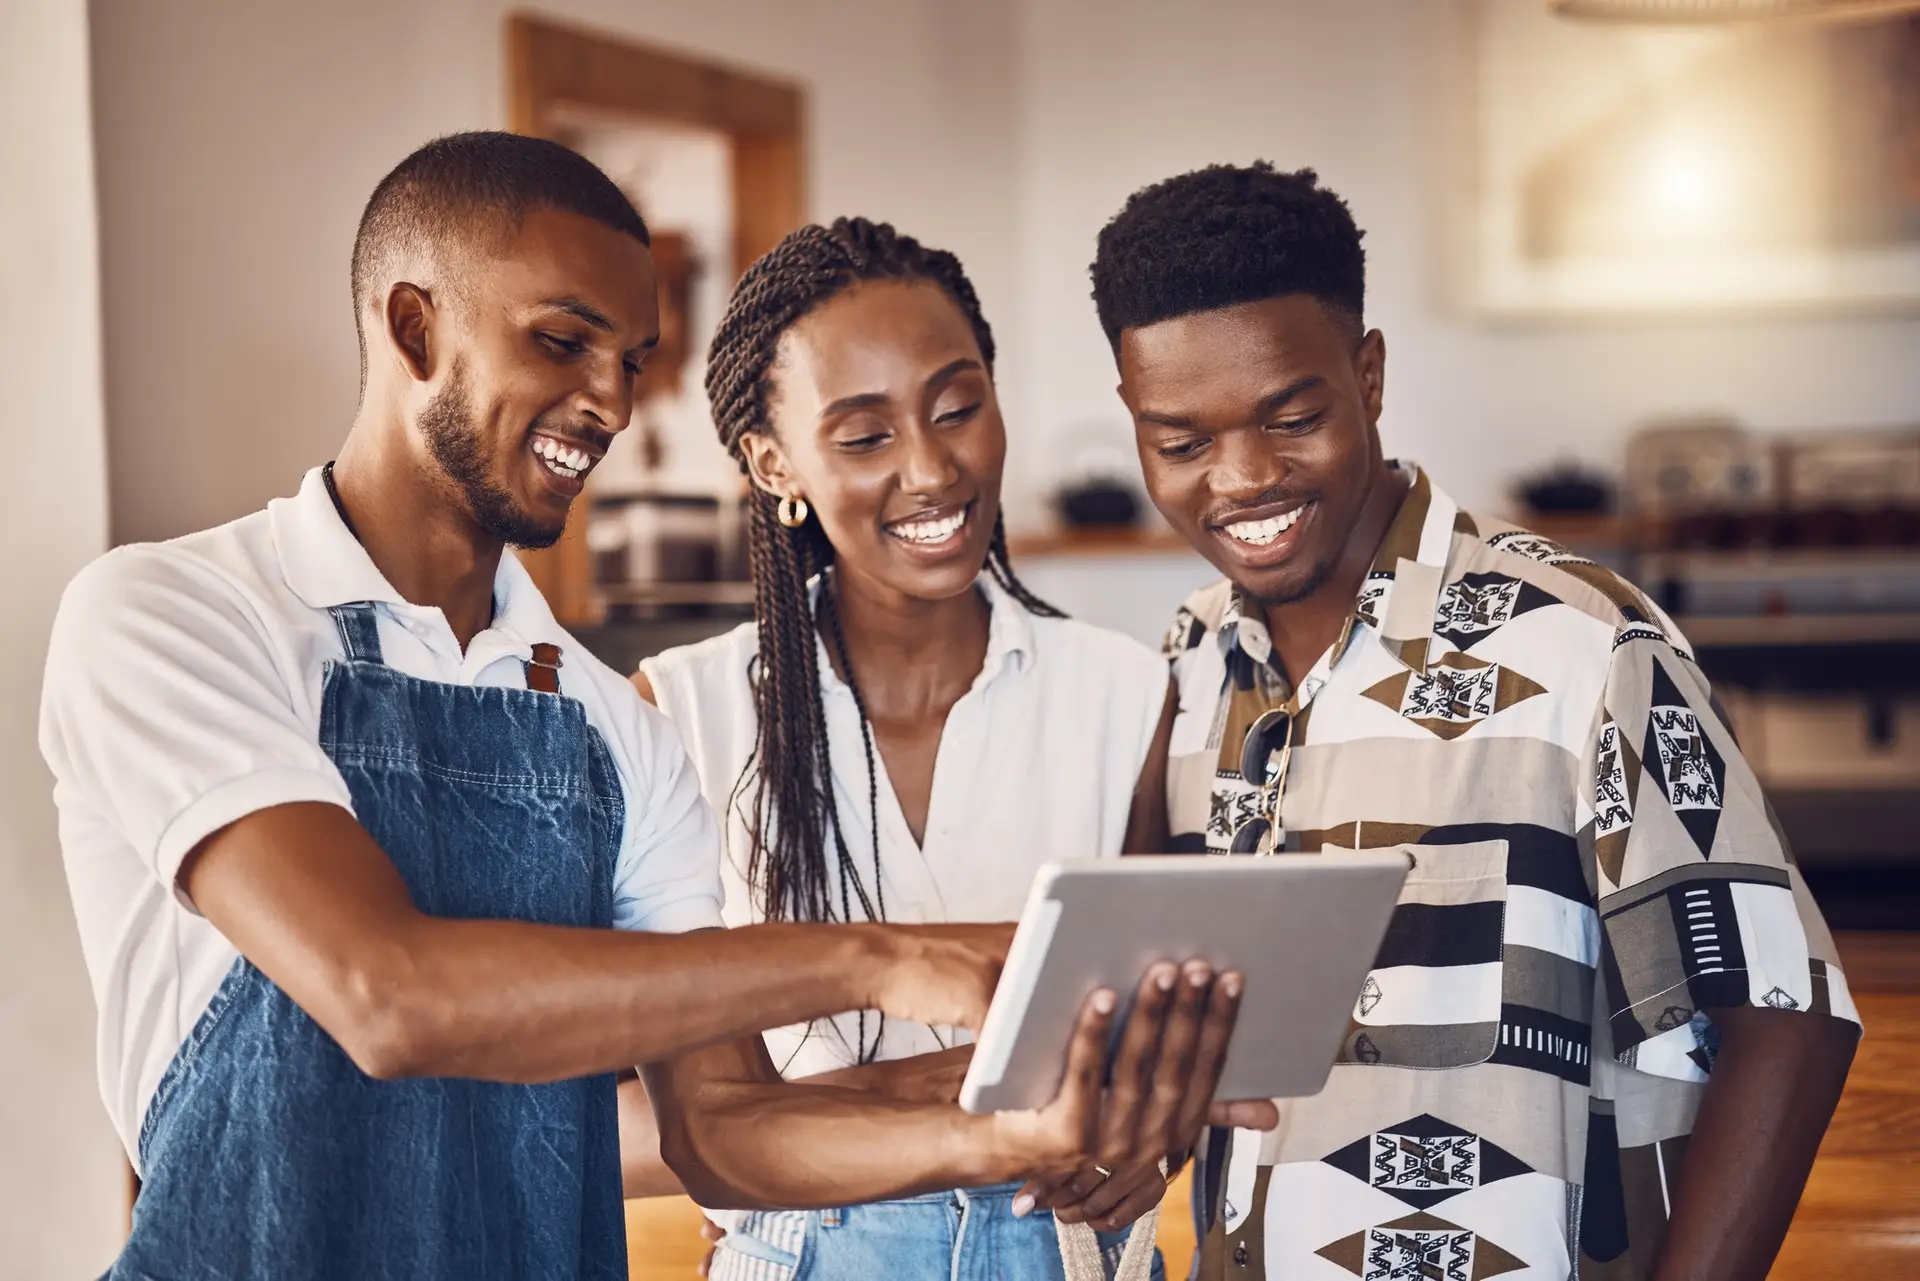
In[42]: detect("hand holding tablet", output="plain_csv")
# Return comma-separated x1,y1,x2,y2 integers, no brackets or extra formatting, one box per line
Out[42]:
962,850,1412,1114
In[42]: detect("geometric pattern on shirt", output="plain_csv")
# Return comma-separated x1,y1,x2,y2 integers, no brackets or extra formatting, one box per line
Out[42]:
1165,466,1857,1281
1361,653,1547,741
1162,603,1206,656
1321,1113,1534,1210
1593,719,1644,888
1432,572,1558,652
1484,528,1592,568
1321,825,1597,1083
1205,772,1267,850
1270,821,1594,1085
1356,571,1395,631
1641,661,1726,857
1597,861,1793,1053
1313,1210,1529,1280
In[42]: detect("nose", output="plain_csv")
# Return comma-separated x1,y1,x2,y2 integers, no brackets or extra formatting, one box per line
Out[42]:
898,421,962,498
1214,428,1288,501
575,353,635,436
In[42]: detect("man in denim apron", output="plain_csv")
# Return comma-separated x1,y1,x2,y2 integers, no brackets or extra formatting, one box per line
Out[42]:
44,133,1258,1281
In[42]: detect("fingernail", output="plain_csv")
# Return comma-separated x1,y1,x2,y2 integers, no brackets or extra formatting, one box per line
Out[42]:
1093,988,1116,1014
1156,966,1176,991
1012,1193,1035,1218
1221,972,1244,998
1189,963,1212,987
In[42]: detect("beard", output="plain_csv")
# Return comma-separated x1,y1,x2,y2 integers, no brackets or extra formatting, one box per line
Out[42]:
1248,550,1341,611
419,361,566,550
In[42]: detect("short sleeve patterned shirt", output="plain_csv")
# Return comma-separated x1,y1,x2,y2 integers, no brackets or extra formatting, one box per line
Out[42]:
1165,463,1860,1281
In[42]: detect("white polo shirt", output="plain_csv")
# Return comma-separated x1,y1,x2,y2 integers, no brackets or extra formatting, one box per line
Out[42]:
40,467,724,1167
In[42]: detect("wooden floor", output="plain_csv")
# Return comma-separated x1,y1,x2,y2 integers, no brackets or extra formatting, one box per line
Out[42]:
626,933,1920,1280
1770,932,1920,1278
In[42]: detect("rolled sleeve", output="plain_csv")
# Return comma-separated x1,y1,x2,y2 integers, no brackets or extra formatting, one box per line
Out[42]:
1590,634,1860,1082
39,546,352,906
610,697,724,934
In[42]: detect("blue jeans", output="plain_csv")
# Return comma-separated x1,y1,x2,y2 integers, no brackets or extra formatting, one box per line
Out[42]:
709,1183,1167,1281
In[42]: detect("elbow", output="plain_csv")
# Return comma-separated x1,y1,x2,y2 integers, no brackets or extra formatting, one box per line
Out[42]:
338,1010,427,1081
326,950,445,1082
657,1111,764,1211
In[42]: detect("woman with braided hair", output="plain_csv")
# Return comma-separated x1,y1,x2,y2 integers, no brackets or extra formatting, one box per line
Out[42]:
625,218,1216,1279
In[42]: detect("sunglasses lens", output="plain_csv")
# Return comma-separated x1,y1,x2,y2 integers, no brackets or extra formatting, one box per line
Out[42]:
1240,709,1292,785
1230,816,1273,855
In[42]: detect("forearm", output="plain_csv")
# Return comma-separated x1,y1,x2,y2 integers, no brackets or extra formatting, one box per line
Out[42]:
357,918,889,1083
1654,1007,1856,1279
185,802,931,1086
796,1045,974,1102
662,1081,1017,1210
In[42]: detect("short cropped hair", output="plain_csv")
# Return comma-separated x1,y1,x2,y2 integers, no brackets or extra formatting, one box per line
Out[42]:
1089,162,1365,350
350,131,649,381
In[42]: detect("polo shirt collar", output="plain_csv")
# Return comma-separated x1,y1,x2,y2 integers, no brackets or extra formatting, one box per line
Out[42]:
268,466,567,663
1217,460,1460,678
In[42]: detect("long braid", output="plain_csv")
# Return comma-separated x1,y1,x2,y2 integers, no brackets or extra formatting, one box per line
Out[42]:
707,217,1058,1062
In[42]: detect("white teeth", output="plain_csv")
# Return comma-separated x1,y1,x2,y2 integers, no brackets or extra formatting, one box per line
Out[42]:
886,508,968,545
534,438,589,480
1223,507,1303,547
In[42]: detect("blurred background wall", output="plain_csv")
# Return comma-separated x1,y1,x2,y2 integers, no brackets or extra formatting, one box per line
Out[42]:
0,1,122,1275
88,0,1920,545
89,0,1023,545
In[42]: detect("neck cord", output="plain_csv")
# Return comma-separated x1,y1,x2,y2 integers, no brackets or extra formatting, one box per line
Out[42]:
321,460,362,544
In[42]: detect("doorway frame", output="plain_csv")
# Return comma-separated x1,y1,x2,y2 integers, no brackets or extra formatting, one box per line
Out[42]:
506,12,806,623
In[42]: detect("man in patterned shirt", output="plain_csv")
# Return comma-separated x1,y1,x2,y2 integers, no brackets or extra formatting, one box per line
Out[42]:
1088,163,1860,1280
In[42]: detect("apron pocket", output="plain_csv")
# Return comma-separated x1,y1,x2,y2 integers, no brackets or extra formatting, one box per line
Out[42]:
1331,839,1508,1070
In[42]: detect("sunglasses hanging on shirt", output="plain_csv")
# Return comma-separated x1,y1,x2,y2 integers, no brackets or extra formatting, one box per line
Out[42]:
1230,706,1294,856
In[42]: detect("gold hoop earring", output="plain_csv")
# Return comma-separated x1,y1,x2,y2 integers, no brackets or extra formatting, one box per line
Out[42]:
776,494,810,528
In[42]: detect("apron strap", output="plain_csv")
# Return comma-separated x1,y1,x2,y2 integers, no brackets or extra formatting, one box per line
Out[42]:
329,604,385,665
331,603,563,693
525,642,563,694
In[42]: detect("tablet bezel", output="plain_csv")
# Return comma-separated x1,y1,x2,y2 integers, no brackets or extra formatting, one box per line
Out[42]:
957,851,1411,1114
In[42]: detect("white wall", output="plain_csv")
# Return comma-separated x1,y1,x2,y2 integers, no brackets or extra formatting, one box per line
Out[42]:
87,0,1920,545
0,0,124,1274
89,0,1023,545
1003,0,1920,521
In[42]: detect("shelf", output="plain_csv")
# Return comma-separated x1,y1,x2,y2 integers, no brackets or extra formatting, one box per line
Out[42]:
1677,613,1920,648
597,581,756,608
1008,525,1195,558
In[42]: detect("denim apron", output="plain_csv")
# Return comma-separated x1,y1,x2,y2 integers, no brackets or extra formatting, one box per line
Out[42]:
712,1183,1164,1281
111,603,627,1281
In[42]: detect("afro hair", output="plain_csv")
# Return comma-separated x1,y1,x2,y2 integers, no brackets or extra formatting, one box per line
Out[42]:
1090,162,1365,351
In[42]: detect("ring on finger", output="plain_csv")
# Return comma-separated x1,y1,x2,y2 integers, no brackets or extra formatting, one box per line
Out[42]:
1092,1164,1113,1179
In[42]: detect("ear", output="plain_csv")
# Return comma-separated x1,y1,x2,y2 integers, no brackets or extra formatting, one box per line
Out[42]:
738,432,798,500
383,282,437,383
1355,328,1386,427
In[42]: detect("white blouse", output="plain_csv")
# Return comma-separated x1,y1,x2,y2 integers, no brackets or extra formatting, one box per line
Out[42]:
641,575,1169,1079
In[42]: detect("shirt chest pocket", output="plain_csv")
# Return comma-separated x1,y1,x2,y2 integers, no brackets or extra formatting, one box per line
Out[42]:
1328,839,1509,1071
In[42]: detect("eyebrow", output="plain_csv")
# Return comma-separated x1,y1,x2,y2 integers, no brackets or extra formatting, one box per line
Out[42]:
540,297,660,348
1138,375,1325,428
818,357,984,420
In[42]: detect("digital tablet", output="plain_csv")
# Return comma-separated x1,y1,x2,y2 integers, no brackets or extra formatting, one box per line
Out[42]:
958,851,1411,1114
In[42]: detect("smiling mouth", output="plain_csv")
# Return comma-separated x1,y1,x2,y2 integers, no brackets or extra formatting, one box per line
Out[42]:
884,501,972,547
532,435,597,482
1219,504,1309,547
